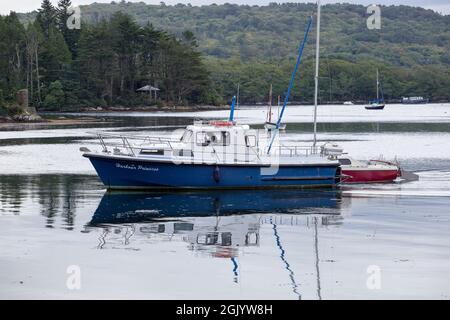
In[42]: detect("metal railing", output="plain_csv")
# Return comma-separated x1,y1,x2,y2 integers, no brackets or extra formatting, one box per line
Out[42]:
92,132,322,161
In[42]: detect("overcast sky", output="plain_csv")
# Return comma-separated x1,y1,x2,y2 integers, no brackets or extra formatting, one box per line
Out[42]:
0,0,449,15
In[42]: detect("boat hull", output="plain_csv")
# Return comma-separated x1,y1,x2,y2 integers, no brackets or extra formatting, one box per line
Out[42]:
84,153,340,189
402,99,428,104
342,169,399,184
365,104,385,110
89,189,341,225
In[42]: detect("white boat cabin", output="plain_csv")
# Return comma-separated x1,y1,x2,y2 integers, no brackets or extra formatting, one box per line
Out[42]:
97,120,333,166
172,120,260,163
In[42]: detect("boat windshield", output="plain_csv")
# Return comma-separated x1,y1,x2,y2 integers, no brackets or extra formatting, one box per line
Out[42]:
181,130,193,142
196,131,230,146
338,158,352,165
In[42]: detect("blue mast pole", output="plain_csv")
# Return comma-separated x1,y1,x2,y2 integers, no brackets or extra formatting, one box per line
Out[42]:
229,95,236,122
267,16,313,154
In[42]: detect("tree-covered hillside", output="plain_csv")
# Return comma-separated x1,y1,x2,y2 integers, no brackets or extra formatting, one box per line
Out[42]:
9,2,450,107
50,2,450,67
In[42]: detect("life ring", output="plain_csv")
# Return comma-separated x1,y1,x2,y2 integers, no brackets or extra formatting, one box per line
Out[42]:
209,120,233,127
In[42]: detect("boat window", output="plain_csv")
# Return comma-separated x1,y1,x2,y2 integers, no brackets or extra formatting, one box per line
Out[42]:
338,158,352,165
196,131,230,146
139,224,165,233
174,222,194,232
181,130,193,142
174,149,194,157
221,232,232,246
245,135,256,147
245,232,259,245
219,131,230,146
197,233,219,245
196,132,210,146
140,149,164,155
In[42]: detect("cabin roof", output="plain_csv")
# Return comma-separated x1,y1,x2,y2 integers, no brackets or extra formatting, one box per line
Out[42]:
186,123,250,132
136,85,160,92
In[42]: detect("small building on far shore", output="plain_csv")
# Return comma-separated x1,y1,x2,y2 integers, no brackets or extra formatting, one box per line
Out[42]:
136,85,160,100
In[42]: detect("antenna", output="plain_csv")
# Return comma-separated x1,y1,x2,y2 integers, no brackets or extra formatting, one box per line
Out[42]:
376,68,379,101
313,0,321,147
268,84,273,123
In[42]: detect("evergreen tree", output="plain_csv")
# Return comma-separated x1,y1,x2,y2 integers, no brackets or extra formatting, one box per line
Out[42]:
25,21,45,105
75,22,118,104
0,89,5,111
181,30,198,48
0,13,26,101
57,0,78,57
110,12,140,96
57,0,71,33
43,80,65,110
40,25,71,83
37,0,56,37
138,24,164,95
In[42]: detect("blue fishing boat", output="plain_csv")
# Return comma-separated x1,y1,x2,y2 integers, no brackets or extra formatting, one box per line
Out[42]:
81,16,341,190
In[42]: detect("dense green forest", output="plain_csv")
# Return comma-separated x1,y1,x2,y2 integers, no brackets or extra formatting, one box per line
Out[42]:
0,0,220,116
1,1,450,115
71,2,450,65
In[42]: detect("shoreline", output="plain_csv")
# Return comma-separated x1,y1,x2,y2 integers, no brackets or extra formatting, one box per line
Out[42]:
80,104,229,113
2,102,449,130
0,104,229,129
0,118,107,130
78,101,449,112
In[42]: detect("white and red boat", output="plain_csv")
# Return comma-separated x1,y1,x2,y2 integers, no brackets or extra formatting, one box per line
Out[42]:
321,143,401,184
338,157,401,184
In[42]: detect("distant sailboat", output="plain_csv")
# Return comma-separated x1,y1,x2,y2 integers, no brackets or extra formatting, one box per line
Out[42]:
365,68,385,110
265,85,286,131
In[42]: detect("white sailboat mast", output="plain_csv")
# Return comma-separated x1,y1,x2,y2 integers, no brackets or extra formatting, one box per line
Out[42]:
237,83,240,108
376,68,379,100
277,95,281,118
313,0,321,147
268,84,273,123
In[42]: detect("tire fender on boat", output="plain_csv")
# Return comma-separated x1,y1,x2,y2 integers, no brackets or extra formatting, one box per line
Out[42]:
213,166,220,183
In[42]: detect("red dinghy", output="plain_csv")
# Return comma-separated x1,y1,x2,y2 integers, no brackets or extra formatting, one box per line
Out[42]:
338,157,401,184
320,143,401,184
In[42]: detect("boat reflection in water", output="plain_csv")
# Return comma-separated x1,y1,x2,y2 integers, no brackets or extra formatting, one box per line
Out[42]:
86,189,344,298
87,189,343,254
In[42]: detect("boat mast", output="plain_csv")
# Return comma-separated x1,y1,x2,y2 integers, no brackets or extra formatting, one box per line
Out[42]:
229,95,237,122
268,84,273,123
271,219,301,300
277,95,281,118
237,83,240,109
376,68,379,101
314,217,322,300
313,0,321,147
267,16,313,154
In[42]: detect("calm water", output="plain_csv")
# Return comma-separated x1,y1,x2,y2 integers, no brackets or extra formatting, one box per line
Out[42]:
1,104,450,299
